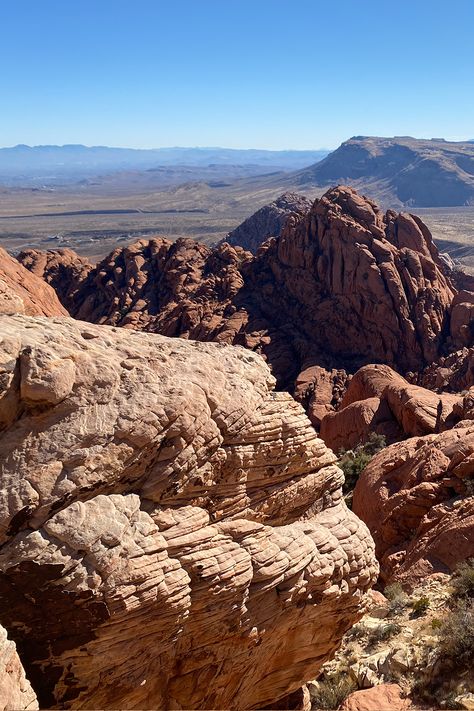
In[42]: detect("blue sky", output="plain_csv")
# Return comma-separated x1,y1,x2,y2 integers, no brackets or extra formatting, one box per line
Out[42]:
0,0,472,149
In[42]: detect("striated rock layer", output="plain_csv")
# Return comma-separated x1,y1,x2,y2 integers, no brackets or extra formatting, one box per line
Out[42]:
17,186,460,389
0,314,377,710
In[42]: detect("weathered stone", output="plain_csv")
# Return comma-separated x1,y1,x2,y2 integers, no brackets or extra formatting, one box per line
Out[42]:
0,314,378,710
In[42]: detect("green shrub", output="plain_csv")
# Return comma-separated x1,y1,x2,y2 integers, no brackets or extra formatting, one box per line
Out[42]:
450,558,474,599
431,617,443,630
339,432,387,495
411,596,430,617
310,673,356,710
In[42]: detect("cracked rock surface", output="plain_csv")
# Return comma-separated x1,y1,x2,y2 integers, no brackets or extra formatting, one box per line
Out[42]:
0,314,377,709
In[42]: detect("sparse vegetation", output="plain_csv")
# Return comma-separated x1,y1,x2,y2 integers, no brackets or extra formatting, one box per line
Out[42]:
439,599,474,665
450,558,474,599
310,673,356,710
411,596,430,617
384,582,409,616
338,432,387,498
366,622,402,647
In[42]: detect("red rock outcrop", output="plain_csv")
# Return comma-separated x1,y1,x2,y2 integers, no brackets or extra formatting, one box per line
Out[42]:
225,192,311,253
0,625,37,710
339,683,412,711
17,247,92,314
319,364,461,452
419,347,474,393
0,313,377,710
0,247,67,317
294,365,350,428
352,423,474,586
18,187,459,389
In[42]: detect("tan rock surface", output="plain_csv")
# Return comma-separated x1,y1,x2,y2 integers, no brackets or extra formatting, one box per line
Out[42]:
339,683,412,711
0,314,377,710
353,424,474,585
0,625,37,711
0,247,67,317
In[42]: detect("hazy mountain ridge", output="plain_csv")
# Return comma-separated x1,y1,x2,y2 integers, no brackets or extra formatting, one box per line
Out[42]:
0,144,329,185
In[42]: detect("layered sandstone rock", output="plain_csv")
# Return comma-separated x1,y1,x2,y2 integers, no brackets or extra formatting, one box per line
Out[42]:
0,625,37,711
353,424,474,586
0,247,67,317
0,314,377,709
319,364,461,452
18,187,458,388
225,192,311,253
17,248,92,314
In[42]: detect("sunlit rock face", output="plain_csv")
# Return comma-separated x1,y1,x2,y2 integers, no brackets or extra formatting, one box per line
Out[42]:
0,314,377,709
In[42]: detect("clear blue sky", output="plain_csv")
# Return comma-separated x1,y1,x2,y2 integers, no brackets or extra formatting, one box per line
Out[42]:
0,0,472,150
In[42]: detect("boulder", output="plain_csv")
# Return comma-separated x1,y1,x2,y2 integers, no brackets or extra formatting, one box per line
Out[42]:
339,683,412,711
0,314,378,710
353,424,474,586
319,364,461,451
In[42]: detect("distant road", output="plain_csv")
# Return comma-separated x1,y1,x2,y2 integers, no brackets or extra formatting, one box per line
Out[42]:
0,208,209,218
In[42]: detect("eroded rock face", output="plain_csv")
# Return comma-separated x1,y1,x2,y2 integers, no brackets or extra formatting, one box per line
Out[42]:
225,192,312,253
0,247,67,317
0,625,37,711
17,248,92,315
353,424,474,586
18,187,458,389
319,364,461,452
0,314,377,710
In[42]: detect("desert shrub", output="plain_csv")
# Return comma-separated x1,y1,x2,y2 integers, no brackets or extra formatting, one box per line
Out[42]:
339,432,387,495
411,596,430,617
384,582,409,616
310,673,356,710
345,622,366,641
366,622,402,647
450,558,474,599
439,599,474,665
431,617,443,630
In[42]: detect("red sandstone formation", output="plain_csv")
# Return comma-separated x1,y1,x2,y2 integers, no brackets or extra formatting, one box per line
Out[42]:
17,247,92,314
18,187,464,390
0,247,67,317
319,364,461,452
353,423,474,586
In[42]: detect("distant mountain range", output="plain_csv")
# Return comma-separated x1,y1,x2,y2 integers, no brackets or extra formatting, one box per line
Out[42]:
0,144,329,185
279,136,474,207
